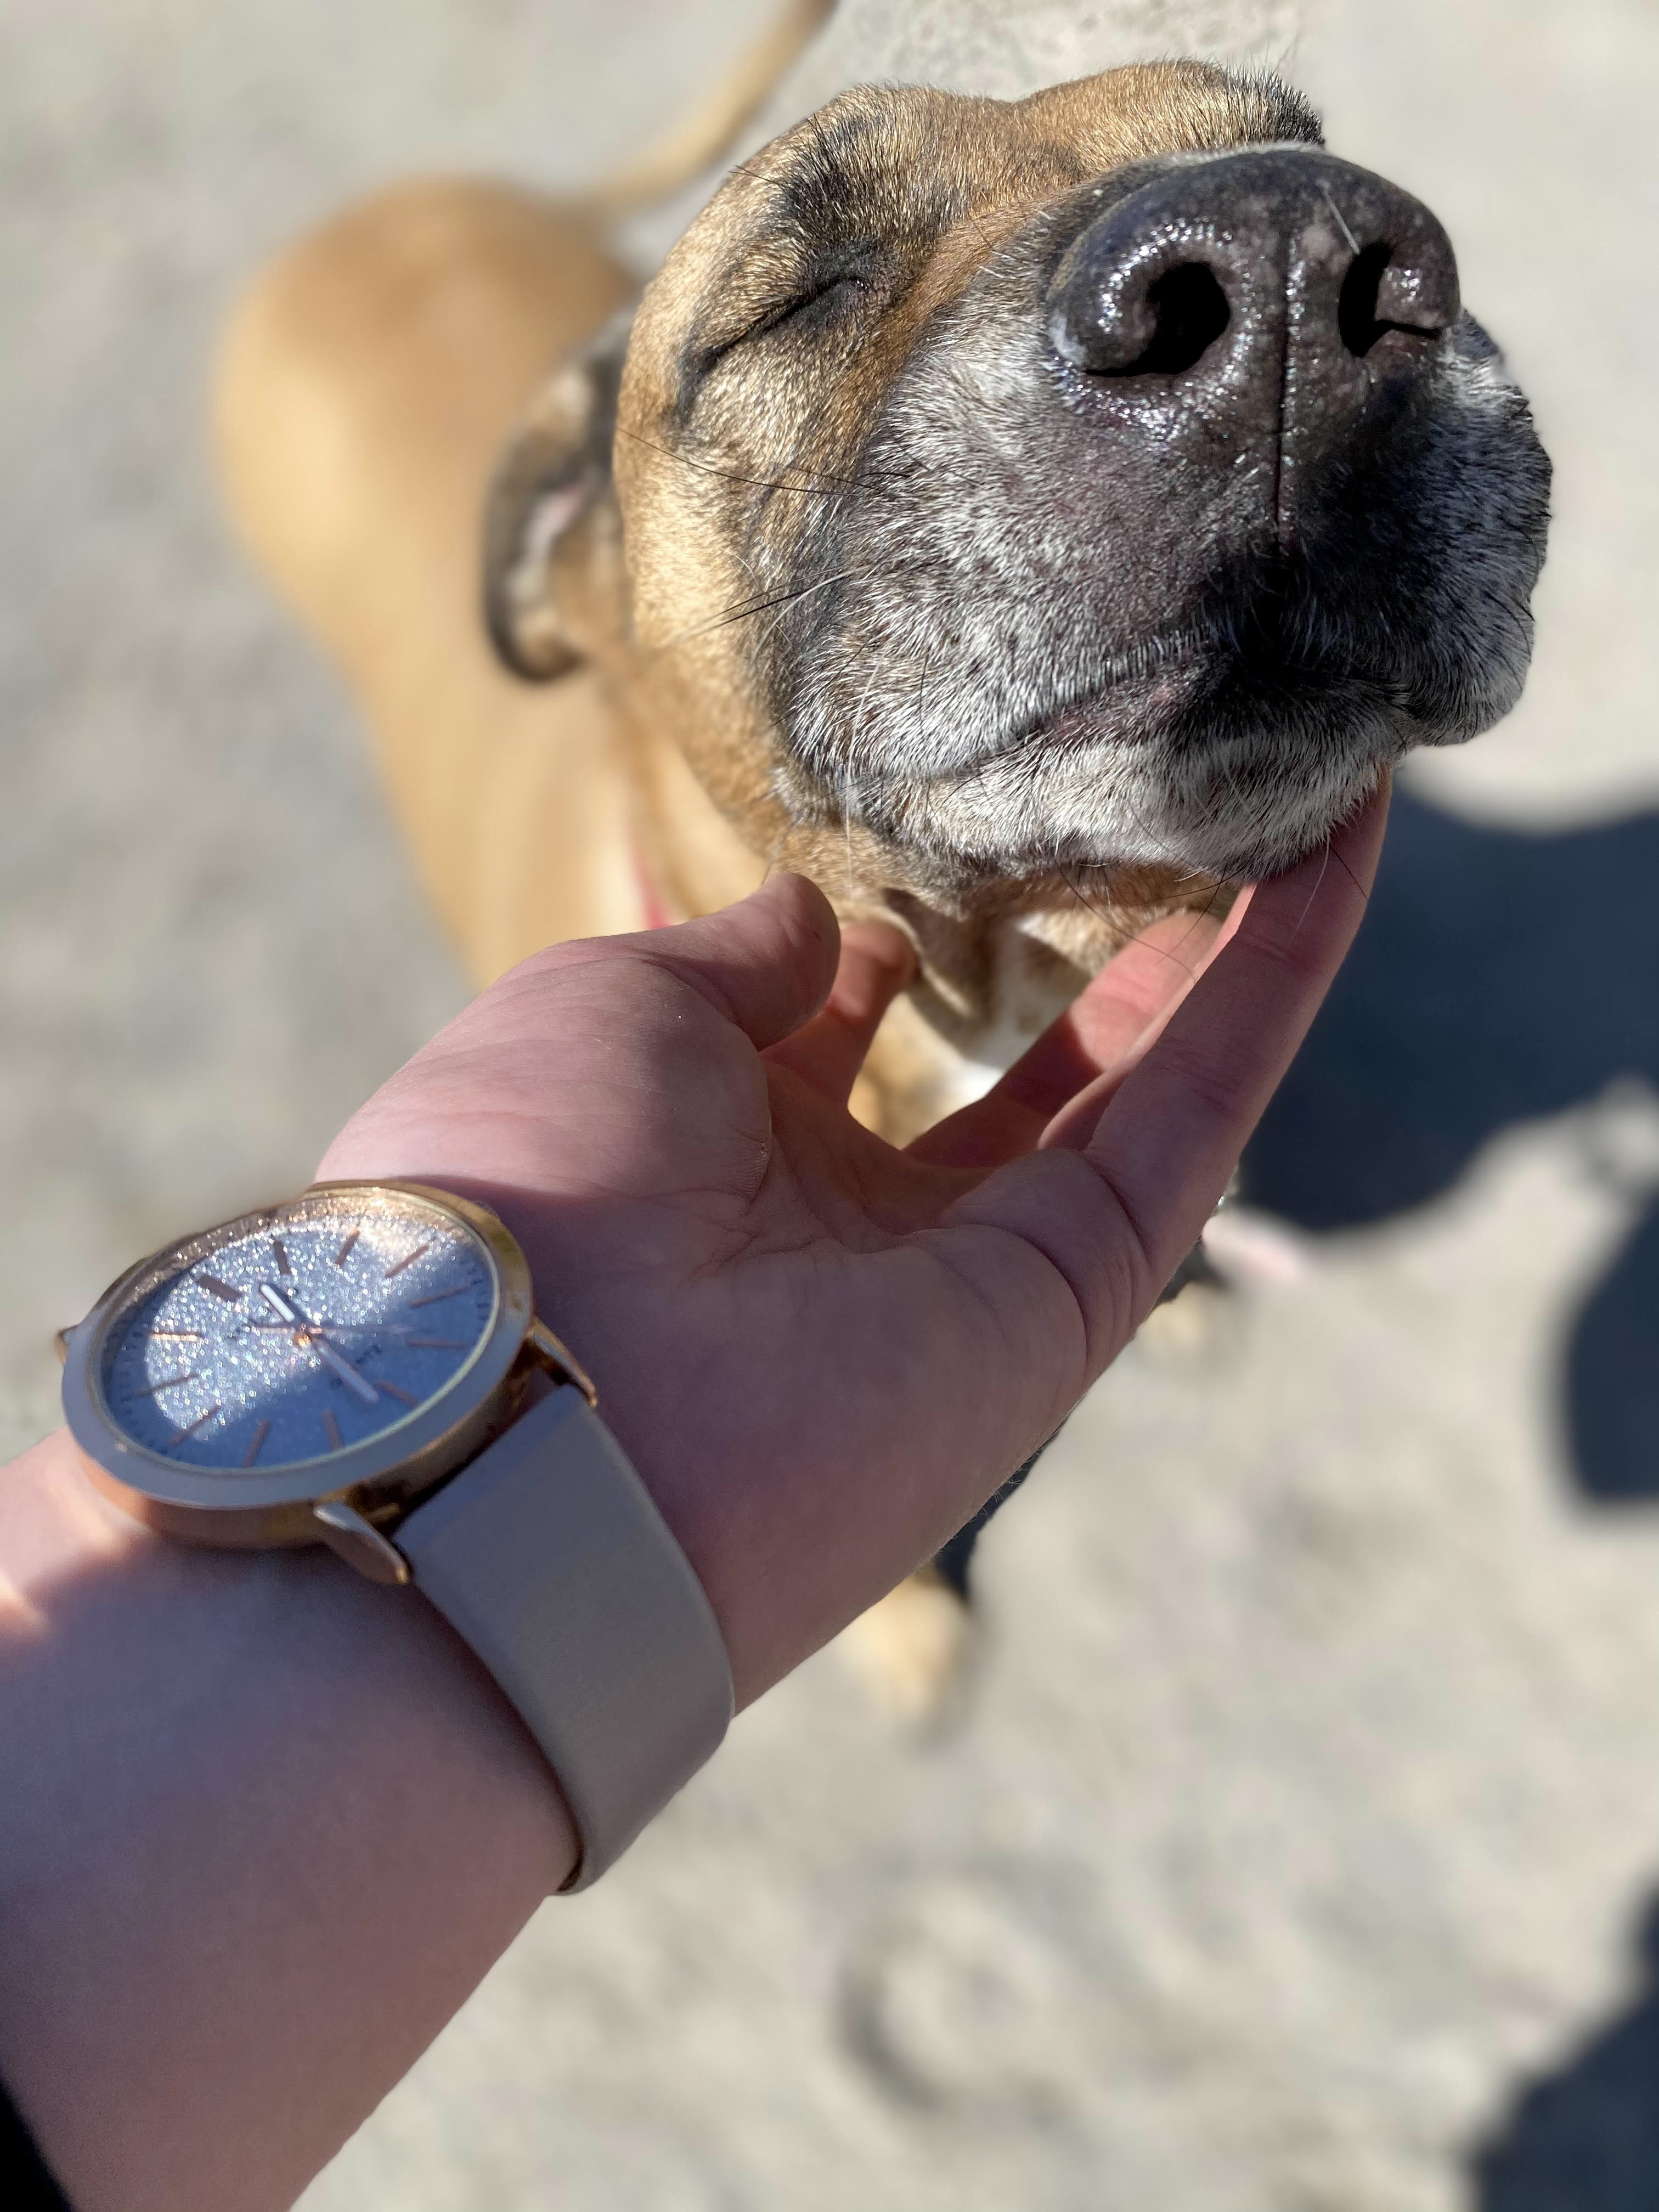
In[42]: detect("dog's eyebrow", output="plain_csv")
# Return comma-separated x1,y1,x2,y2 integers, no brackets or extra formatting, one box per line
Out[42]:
770,92,968,255
774,115,868,236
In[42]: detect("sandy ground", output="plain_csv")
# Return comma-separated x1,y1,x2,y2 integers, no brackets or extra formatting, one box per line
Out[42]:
4,2,1658,2206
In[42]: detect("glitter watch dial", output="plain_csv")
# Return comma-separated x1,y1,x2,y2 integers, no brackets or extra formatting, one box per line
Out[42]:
63,1182,537,1539
103,1202,494,1472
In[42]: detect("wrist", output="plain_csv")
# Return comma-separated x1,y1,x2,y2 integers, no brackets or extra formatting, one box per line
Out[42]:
308,1136,747,1675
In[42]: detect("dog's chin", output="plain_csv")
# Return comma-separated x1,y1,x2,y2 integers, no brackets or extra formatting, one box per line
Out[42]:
1046,672,1404,881
840,663,1403,888
1109,733,1392,882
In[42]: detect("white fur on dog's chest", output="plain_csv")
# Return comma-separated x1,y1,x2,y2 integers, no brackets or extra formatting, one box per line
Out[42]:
927,1025,1030,1113
909,914,1091,1116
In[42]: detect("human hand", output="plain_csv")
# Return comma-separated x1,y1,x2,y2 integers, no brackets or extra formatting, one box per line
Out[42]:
321,786,1387,1707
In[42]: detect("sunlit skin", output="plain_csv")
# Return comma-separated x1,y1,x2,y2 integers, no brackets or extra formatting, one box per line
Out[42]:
0,783,1384,2212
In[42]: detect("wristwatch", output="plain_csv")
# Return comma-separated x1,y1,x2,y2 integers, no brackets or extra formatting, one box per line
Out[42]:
58,1178,733,1890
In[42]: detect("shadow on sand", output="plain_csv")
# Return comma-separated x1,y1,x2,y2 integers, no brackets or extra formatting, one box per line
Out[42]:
1240,786,1659,2205
1243,783,1659,1504
1470,1900,1659,2212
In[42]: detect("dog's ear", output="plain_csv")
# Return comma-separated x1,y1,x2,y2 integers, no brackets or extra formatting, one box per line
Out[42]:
483,307,632,681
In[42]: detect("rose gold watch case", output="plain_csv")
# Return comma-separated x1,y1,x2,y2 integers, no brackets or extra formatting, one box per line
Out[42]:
60,1180,536,1549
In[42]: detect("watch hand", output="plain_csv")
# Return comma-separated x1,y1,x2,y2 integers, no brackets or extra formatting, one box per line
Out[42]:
246,1319,421,1341
284,1319,416,1334
306,1334,380,1407
256,1283,379,1405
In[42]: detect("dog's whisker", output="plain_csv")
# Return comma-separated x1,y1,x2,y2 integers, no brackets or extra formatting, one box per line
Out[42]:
1126,879,1236,972
1052,853,1121,935
750,576,836,659
653,569,855,653
1327,848,1372,905
618,425,862,499
1288,839,1334,945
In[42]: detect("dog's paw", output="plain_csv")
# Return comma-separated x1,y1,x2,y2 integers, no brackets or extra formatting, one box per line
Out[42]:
835,1567,975,1726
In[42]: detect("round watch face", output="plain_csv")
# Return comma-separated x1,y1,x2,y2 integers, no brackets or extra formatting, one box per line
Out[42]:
62,1182,535,1538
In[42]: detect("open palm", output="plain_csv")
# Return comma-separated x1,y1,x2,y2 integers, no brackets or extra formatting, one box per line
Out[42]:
322,791,1385,1704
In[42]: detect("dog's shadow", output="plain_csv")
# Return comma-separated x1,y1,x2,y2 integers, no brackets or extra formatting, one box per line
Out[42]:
1242,785,1659,1505
1239,787,1659,2203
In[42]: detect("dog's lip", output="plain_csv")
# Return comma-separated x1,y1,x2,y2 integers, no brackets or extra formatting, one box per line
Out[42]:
935,596,1392,781
946,627,1208,776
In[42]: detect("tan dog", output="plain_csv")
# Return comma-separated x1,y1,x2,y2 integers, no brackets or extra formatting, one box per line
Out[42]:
216,30,1548,1708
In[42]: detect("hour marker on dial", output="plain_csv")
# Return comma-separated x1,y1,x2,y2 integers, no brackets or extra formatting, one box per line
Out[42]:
321,1409,343,1451
334,1229,359,1268
134,1372,196,1398
272,1239,292,1277
196,1274,242,1303
168,1405,222,1446
375,1379,421,1407
382,1241,432,1281
405,1336,467,1351
242,1419,272,1468
407,1286,464,1308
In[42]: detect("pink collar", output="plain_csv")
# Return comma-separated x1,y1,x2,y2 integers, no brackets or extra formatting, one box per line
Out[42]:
633,844,675,932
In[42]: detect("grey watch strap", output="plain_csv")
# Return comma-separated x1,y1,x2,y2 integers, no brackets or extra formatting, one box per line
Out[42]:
397,1385,733,1891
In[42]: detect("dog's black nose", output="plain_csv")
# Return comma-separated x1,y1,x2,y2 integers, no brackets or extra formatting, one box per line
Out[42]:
1047,148,1459,524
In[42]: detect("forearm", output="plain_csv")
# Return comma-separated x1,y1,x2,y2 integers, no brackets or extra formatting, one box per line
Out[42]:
0,1426,575,2212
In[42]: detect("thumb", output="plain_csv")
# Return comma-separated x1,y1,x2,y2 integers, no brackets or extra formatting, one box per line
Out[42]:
645,872,843,1050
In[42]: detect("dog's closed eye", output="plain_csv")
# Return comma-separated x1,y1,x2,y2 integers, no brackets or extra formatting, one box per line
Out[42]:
690,240,887,393
730,243,882,348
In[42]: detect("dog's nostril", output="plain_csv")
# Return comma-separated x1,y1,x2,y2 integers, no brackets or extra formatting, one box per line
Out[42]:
1336,238,1449,358
1338,241,1394,357
1107,263,1231,377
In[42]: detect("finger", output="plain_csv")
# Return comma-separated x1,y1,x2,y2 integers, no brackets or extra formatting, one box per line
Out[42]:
932,782,1389,1376
1077,781,1389,1294
1030,889,1255,1155
763,921,917,1103
1051,791,1386,1186
637,872,842,1049
909,905,1226,1170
